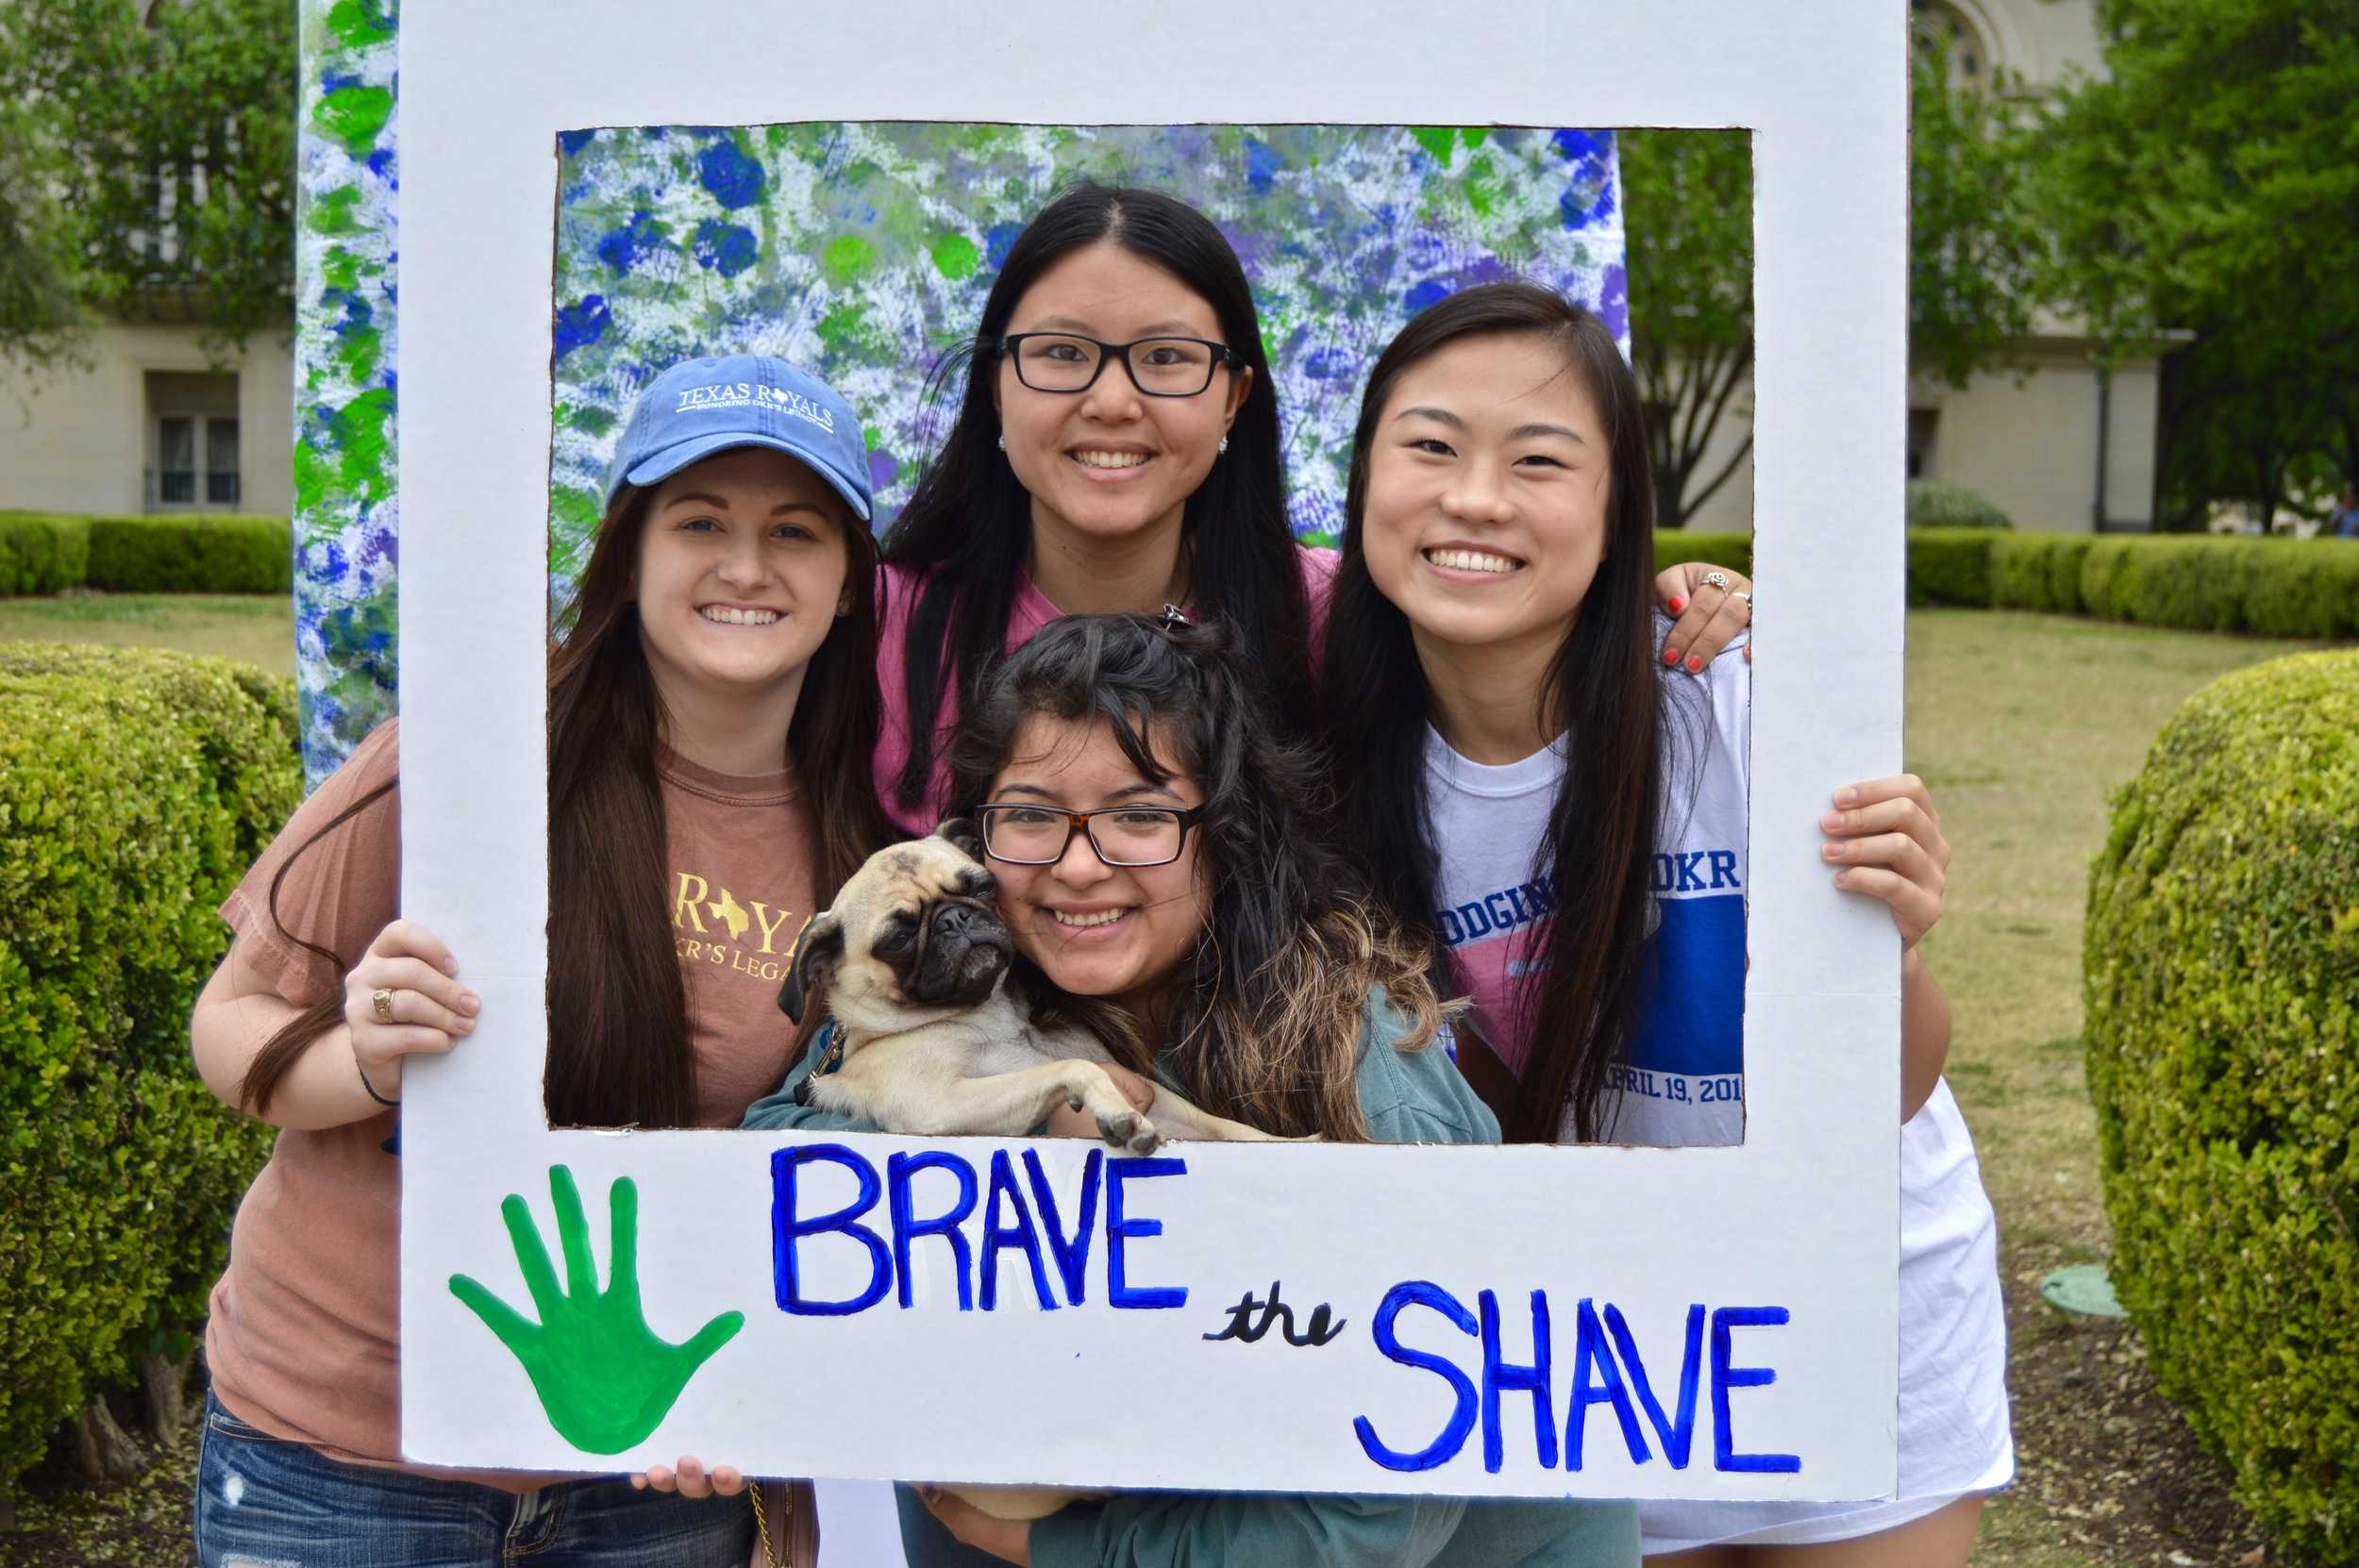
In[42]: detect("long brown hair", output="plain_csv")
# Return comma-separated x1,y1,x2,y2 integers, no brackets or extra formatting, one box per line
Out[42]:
1320,282,1686,1143
239,477,893,1125
946,613,1443,1143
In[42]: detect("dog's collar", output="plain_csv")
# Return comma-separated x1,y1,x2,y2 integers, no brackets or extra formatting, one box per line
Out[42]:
790,1022,845,1107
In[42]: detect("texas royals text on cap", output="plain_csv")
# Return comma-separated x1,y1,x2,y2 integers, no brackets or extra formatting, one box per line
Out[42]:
604,354,873,521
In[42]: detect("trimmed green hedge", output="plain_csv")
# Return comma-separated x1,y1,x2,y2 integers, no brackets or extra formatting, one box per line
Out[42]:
1906,526,1997,607
0,511,291,595
0,511,92,594
1913,530,2359,637
1905,478,2013,528
2083,650,2359,1564
0,644,299,1496
1990,534,2091,614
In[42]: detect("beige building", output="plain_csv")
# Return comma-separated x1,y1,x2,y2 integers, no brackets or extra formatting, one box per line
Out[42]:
0,321,293,518
1683,0,2167,535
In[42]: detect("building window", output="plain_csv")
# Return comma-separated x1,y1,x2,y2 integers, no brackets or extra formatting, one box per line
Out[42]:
207,417,241,504
1908,408,1941,480
144,371,241,510
1911,0,1988,83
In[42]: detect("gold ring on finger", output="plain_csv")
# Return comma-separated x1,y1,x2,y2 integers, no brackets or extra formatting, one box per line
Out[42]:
372,987,395,1024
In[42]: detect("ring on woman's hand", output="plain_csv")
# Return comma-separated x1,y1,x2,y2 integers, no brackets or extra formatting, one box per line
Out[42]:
1734,590,1753,609
372,987,395,1024
1701,570,1731,592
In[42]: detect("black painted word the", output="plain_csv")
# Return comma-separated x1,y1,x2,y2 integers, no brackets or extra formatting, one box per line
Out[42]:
1201,1281,1346,1347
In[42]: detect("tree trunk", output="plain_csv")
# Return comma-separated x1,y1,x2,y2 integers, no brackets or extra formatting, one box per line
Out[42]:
140,1348,192,1446
73,1397,147,1485
0,1492,17,1533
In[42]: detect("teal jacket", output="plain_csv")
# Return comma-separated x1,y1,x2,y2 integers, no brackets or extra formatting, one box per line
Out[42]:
742,993,1640,1568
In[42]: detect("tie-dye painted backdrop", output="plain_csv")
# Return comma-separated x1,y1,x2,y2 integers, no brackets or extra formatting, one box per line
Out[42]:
294,6,1627,782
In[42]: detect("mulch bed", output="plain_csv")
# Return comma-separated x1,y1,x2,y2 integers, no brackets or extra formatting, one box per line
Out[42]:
1999,1275,2271,1566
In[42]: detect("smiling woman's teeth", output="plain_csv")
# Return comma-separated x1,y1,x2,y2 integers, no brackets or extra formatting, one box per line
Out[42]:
1050,909,1126,928
1425,548,1519,574
1074,451,1148,469
701,607,780,626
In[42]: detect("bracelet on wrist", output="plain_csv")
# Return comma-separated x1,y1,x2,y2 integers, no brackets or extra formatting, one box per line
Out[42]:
354,1043,401,1109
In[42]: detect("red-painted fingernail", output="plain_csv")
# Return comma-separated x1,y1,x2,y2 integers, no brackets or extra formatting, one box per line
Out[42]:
1669,594,1687,613
1687,656,1703,673
1664,646,1681,665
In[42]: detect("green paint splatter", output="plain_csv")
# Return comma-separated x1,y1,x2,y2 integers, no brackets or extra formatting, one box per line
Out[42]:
930,232,979,281
323,0,395,47
1461,127,1490,151
449,1167,744,1457
1411,126,1458,164
569,406,617,438
313,84,394,161
816,302,872,359
821,234,876,286
1464,154,1499,219
307,185,369,236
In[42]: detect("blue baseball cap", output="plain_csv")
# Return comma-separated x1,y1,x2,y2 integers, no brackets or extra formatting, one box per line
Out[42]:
604,353,873,521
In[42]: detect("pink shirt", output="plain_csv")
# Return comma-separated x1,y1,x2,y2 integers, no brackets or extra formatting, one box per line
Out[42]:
872,547,1340,832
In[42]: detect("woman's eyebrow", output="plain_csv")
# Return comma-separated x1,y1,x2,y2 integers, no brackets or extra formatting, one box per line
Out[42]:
1509,421,1586,445
1392,404,1465,429
991,780,1180,803
1026,315,1201,338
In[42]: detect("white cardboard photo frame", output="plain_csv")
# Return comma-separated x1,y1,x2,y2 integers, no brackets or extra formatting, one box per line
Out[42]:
397,0,1906,1501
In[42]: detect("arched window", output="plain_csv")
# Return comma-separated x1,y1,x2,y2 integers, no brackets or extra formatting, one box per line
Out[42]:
1911,0,1990,85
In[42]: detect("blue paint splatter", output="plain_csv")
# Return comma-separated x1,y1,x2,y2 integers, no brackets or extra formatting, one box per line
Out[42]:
1405,277,1452,313
1562,175,1616,231
697,139,766,209
693,219,759,278
364,146,393,181
1551,128,1609,165
867,450,896,491
984,221,1027,271
1598,262,1630,346
1303,346,1356,381
1244,137,1281,193
597,210,669,275
320,71,361,95
558,129,598,158
554,295,612,359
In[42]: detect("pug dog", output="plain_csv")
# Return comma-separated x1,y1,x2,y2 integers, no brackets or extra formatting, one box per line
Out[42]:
777,820,1292,1153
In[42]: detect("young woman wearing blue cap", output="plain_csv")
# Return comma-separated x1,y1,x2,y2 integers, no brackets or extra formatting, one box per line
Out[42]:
184,354,894,1567
1317,284,2010,1568
870,182,1758,833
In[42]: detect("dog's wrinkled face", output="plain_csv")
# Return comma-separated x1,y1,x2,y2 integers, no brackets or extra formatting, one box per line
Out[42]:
780,821,1012,1032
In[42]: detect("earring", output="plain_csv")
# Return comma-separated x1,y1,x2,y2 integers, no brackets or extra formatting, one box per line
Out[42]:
835,597,851,618
996,435,1006,452
1217,437,1229,455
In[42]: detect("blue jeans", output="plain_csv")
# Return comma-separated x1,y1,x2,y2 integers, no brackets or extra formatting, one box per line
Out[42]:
192,1391,756,1568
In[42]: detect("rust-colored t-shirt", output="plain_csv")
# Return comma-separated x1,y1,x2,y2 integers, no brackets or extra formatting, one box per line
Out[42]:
204,720,817,1486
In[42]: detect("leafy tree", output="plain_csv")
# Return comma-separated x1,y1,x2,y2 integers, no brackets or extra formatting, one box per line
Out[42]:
0,0,296,376
1623,47,2044,525
2033,0,2359,527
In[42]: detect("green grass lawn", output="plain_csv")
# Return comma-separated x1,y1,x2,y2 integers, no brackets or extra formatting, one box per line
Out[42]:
0,593,293,676
0,597,2339,1564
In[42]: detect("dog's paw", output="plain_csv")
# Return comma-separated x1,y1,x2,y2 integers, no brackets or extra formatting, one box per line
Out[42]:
1095,1109,1163,1154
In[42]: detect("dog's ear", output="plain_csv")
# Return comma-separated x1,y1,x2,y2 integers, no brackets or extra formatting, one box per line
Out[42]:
779,912,845,1025
934,816,986,863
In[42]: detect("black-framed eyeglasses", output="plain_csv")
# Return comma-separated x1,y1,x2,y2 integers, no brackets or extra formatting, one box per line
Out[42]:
975,802,1206,867
991,333,1243,398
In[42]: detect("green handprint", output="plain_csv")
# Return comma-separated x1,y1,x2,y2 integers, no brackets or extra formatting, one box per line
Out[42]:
448,1164,745,1455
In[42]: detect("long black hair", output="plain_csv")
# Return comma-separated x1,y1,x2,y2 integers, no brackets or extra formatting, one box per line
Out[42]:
882,182,1311,815
1321,282,1681,1144
946,613,1440,1143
